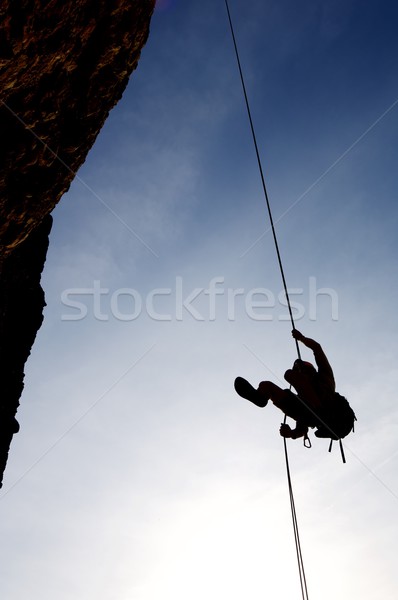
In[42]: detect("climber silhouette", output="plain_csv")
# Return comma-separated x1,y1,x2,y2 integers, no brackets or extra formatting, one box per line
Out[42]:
234,329,355,441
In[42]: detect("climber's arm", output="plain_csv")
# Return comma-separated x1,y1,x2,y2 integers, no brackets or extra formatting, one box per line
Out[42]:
292,330,335,386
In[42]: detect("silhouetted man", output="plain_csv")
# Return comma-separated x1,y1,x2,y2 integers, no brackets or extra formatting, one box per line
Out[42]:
234,329,348,440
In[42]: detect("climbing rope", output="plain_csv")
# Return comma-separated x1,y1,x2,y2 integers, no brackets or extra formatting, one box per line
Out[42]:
283,413,310,600
224,1,309,598
223,0,300,358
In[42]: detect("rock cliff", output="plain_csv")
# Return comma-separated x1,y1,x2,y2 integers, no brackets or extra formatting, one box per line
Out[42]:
0,0,156,487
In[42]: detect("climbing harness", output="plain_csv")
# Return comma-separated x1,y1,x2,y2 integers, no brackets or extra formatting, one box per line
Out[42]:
328,415,357,464
331,439,346,463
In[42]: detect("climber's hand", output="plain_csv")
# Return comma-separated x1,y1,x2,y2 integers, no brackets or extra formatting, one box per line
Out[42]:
292,329,304,342
280,423,293,438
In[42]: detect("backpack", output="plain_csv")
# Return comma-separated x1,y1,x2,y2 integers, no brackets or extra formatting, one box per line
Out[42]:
312,393,357,462
314,393,357,440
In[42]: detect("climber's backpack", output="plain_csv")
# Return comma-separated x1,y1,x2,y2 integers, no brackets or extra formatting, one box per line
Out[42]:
313,392,357,463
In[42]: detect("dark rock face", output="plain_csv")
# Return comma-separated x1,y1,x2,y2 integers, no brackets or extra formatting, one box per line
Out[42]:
0,215,52,487
0,0,155,486
0,0,155,254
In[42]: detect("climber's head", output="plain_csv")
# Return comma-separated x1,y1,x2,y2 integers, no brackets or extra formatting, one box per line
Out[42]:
293,359,316,376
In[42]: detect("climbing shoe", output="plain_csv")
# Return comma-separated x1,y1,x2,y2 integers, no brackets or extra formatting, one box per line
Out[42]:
234,377,268,407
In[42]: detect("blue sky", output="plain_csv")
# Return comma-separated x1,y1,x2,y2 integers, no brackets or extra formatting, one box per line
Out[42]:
1,1,398,598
